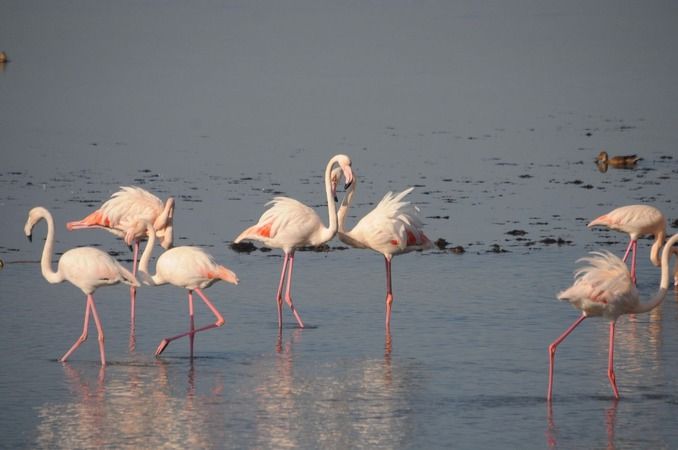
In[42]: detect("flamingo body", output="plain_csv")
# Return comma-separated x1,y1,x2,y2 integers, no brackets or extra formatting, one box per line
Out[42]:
150,246,238,290
67,186,175,248
339,187,432,258
57,247,138,294
235,197,330,252
548,233,678,400
234,154,354,329
588,204,666,284
24,207,139,365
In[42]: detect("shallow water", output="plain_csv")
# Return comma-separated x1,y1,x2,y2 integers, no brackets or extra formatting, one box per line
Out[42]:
2,1,678,449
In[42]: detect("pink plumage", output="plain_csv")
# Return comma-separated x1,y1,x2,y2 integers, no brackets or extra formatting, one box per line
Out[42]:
25,207,139,366
234,154,354,329
588,204,666,285
138,225,238,357
547,233,678,401
333,168,432,328
67,186,175,336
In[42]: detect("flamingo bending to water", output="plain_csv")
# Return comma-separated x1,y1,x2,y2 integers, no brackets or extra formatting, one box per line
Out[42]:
588,204,666,285
547,233,678,400
137,223,238,357
24,207,139,365
233,154,354,329
67,186,175,332
331,167,432,328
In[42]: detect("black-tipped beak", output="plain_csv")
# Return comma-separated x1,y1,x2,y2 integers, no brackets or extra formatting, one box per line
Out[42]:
344,180,353,190
128,244,134,252
334,194,339,203
27,234,32,242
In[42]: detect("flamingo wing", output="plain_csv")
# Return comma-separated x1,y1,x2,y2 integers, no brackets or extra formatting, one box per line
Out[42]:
557,251,637,316
235,196,323,248
59,247,138,293
348,188,431,254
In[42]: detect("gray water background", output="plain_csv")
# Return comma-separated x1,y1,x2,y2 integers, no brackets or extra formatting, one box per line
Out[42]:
1,1,678,448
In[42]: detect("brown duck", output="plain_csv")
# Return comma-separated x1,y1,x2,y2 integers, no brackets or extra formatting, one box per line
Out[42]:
596,150,641,167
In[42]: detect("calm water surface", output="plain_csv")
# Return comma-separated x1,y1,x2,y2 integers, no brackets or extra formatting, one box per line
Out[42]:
2,1,678,448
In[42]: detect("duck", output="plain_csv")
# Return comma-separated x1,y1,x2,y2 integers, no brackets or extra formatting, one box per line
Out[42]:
595,150,641,167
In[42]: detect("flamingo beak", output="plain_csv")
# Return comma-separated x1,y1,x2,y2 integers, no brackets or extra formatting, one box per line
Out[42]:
342,165,354,190
27,234,32,242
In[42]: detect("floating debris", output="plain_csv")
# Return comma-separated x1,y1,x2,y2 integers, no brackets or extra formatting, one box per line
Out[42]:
434,238,448,250
488,244,508,253
448,246,465,254
230,242,257,253
539,237,572,246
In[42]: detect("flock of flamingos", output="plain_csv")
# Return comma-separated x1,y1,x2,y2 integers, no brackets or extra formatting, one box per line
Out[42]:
22,153,678,401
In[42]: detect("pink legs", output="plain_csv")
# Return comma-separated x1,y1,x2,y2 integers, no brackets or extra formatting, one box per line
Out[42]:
129,239,139,351
548,315,620,400
60,294,106,366
548,315,586,401
155,288,225,357
274,251,305,329
621,239,637,285
384,256,394,329
607,321,620,399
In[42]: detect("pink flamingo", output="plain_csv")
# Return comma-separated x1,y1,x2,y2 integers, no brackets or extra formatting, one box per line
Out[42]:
24,207,139,365
547,233,678,400
588,204,666,285
67,186,175,331
137,222,239,357
233,154,354,329
331,167,433,328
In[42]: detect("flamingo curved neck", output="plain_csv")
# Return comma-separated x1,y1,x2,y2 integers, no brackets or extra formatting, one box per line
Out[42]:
318,156,342,243
650,230,666,267
338,175,357,234
36,209,63,284
633,233,678,314
137,222,163,286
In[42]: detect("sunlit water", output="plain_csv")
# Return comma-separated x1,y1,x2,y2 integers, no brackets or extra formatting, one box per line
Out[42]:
2,1,678,449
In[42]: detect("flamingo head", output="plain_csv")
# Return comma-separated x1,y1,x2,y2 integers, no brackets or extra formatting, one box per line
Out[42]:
330,161,354,203
24,206,49,241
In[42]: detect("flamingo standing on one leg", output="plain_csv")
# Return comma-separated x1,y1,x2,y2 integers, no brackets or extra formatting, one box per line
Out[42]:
233,154,354,329
588,205,666,285
67,186,175,337
24,207,139,366
330,167,432,328
137,222,239,357
547,233,678,400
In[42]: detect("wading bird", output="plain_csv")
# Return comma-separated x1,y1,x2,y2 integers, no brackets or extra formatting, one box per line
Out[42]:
331,167,432,328
588,204,666,285
67,186,175,333
547,233,678,400
234,154,354,329
137,223,238,357
24,207,139,365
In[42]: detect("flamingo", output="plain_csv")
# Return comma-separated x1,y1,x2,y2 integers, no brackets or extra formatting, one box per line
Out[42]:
24,207,139,365
588,205,666,285
136,222,239,357
233,154,354,329
547,233,678,400
330,167,433,328
67,186,175,333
